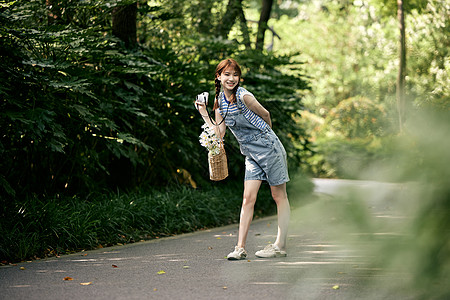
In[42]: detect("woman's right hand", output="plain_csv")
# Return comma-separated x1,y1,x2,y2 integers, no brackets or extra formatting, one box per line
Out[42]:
194,100,205,109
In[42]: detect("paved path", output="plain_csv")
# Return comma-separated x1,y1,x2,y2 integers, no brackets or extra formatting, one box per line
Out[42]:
0,179,415,299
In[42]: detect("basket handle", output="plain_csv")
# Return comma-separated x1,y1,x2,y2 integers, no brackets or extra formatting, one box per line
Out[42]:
214,125,225,149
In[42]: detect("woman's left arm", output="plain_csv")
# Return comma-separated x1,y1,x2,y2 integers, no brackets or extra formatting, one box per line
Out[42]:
242,94,272,128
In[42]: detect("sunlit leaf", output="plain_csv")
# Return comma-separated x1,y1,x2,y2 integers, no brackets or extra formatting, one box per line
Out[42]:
80,282,92,286
63,277,73,281
157,270,166,275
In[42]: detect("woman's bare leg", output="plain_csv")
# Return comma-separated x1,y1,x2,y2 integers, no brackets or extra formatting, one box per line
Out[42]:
270,183,290,251
237,180,262,248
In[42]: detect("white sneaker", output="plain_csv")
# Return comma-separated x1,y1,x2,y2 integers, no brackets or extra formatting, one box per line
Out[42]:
227,246,247,260
255,244,287,258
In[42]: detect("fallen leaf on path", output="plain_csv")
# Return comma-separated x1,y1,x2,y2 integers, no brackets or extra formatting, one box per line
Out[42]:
153,288,157,291
80,282,92,286
63,277,73,281
112,265,118,268
216,237,221,240
247,260,251,262
223,286,228,290
333,285,340,290
157,270,166,275
183,266,190,269
208,246,213,250
20,267,25,270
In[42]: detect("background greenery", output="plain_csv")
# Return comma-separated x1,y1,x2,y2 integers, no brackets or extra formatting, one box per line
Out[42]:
0,0,312,262
0,0,311,198
269,0,449,178
1,1,449,295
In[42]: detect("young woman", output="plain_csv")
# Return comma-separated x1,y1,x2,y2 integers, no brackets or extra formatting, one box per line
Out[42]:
195,58,290,260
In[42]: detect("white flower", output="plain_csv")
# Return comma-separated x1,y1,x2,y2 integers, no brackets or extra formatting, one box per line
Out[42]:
199,123,222,155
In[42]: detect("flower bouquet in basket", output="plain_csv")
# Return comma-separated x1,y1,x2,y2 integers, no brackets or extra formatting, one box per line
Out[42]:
199,123,228,181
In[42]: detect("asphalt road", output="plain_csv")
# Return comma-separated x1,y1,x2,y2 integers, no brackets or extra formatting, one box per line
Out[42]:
0,179,418,299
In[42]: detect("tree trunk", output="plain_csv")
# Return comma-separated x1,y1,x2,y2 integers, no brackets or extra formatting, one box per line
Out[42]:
112,2,138,48
217,0,242,39
255,0,273,51
238,2,251,49
396,0,406,132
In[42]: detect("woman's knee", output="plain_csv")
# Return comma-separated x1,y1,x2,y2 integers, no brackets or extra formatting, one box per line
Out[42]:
242,192,257,207
243,180,261,207
271,184,288,204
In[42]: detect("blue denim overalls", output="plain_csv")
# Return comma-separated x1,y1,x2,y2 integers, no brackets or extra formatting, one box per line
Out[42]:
221,94,289,186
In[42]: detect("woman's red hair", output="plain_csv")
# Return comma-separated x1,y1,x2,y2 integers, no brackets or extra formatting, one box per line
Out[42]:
213,59,242,110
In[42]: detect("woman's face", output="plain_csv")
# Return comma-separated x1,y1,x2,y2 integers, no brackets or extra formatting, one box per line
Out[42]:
217,66,239,92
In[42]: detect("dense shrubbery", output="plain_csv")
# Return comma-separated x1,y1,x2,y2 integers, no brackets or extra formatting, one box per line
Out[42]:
0,0,313,262
0,0,311,199
0,176,313,262
0,183,263,261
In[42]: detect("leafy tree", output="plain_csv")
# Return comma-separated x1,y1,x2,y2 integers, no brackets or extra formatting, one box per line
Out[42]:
370,0,428,131
0,0,310,198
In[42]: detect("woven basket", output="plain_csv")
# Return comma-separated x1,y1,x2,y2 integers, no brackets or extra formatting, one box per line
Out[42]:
208,145,228,181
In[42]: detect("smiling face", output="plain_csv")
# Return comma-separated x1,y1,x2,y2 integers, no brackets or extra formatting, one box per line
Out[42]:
214,59,242,106
217,66,240,92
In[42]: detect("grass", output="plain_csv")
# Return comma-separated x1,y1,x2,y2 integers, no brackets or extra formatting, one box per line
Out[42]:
0,176,313,263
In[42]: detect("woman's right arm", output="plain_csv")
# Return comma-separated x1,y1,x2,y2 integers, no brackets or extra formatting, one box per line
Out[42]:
195,103,214,128
195,103,226,138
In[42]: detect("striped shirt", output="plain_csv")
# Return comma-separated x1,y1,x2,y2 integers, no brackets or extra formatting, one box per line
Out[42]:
219,87,270,131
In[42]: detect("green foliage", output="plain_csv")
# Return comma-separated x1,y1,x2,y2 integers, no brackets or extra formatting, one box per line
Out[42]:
407,0,450,109
0,0,311,198
269,0,449,178
307,96,390,178
0,181,296,262
291,109,450,298
323,96,388,139
369,0,428,17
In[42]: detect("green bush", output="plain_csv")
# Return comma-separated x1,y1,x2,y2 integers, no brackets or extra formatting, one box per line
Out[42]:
0,183,247,262
304,96,392,179
1,176,313,262
0,0,310,198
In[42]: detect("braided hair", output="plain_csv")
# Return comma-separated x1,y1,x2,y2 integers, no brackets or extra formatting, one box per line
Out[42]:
213,58,242,111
